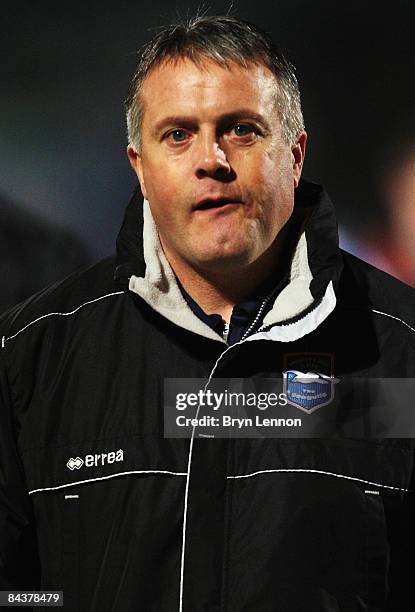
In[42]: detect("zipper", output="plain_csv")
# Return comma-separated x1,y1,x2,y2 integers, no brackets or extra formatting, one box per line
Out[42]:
252,293,325,336
222,288,276,344
180,289,327,610
222,321,230,342
240,289,275,341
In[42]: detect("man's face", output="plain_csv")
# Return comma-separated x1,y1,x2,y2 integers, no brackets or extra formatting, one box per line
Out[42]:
128,57,306,273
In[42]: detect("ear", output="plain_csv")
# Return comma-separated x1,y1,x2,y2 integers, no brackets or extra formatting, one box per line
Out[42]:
291,131,307,189
127,145,148,199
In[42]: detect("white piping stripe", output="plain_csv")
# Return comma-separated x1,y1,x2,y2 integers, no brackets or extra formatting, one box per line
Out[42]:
4,291,125,343
227,468,410,492
28,469,187,495
372,309,415,335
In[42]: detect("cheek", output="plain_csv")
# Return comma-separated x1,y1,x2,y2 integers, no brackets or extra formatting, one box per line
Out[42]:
142,160,182,204
262,151,295,204
244,158,294,233
143,165,187,239
243,156,293,205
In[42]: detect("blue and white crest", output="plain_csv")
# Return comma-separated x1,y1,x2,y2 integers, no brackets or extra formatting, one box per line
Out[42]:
283,369,338,413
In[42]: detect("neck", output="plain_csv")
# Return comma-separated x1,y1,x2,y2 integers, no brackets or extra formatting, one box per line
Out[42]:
161,225,293,323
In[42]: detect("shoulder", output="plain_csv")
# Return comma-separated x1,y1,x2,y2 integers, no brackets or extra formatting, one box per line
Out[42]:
338,249,415,336
0,256,126,348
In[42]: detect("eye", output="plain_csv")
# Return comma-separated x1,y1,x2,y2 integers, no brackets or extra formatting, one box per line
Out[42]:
232,124,256,137
167,129,189,143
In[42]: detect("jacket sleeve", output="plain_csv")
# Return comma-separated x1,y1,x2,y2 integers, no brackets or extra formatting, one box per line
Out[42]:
0,346,41,590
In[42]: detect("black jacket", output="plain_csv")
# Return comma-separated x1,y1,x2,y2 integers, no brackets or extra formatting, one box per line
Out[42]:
1,180,414,611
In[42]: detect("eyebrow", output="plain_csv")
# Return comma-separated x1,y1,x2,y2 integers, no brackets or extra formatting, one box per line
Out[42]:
151,110,271,137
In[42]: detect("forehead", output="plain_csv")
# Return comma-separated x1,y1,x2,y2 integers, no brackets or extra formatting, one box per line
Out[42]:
139,57,279,125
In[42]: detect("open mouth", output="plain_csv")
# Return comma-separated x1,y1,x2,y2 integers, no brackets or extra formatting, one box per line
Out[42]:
193,198,241,211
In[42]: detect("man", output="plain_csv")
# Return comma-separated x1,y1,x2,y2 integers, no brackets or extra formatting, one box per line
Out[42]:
1,14,415,611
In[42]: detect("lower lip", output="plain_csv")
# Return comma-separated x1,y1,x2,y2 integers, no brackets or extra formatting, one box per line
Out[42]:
193,201,242,214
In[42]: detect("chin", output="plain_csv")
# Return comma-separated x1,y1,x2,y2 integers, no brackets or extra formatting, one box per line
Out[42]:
192,247,255,272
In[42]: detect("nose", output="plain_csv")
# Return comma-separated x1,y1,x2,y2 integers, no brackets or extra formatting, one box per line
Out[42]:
195,133,232,180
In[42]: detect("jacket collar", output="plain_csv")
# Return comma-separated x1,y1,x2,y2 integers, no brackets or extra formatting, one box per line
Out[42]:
114,179,343,342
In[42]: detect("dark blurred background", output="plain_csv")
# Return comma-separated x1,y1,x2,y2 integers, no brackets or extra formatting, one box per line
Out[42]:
2,0,415,311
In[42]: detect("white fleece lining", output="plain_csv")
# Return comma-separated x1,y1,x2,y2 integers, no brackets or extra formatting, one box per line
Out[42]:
246,281,336,343
129,200,329,341
261,232,314,326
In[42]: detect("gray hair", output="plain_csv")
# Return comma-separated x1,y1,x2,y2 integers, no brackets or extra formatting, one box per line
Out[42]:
125,14,305,153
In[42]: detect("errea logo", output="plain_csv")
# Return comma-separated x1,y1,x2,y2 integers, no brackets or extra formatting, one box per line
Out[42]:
66,449,124,470
67,457,84,470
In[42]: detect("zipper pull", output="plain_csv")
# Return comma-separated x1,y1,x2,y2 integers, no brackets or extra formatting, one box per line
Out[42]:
222,321,230,342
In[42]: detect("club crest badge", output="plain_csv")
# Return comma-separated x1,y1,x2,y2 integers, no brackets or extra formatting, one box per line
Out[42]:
283,353,338,413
